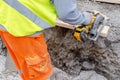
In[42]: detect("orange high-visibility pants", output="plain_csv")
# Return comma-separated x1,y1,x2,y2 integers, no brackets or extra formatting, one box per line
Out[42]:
0,30,53,80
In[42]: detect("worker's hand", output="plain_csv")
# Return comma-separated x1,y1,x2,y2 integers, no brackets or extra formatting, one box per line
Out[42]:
73,11,99,42
73,25,88,42
73,11,106,42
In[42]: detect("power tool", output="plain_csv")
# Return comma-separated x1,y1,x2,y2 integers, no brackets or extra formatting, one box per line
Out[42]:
88,11,109,41
73,11,109,42
56,11,109,42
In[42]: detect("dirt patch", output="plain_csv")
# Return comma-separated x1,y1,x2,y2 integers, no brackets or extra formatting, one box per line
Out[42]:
44,0,120,80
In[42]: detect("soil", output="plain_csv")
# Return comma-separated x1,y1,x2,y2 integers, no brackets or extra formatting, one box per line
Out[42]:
44,0,120,80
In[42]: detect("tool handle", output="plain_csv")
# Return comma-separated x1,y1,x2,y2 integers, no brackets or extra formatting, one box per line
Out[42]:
56,18,75,30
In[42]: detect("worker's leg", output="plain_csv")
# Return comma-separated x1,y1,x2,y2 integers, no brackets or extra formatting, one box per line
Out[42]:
0,30,54,80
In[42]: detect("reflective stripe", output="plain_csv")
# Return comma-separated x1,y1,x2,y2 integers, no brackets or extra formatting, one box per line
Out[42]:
0,24,7,31
4,0,51,29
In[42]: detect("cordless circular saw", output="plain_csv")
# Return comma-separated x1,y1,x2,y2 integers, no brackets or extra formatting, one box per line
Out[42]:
88,10,109,41
56,10,110,42
73,10,110,42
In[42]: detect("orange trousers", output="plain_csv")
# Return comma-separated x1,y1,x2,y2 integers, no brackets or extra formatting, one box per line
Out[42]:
0,30,53,80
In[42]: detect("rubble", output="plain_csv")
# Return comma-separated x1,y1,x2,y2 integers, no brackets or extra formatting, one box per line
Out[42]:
45,0,120,80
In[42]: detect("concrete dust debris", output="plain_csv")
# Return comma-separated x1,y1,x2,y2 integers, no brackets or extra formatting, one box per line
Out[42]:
45,0,120,80
74,71,107,80
0,55,6,72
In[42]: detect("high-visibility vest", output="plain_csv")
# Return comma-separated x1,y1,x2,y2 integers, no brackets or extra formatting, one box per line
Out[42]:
0,0,57,36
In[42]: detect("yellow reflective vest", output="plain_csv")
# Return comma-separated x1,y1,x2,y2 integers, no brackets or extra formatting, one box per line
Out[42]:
0,0,57,36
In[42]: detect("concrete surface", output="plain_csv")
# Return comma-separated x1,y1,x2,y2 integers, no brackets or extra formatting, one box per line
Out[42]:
44,0,120,80
5,52,16,71
0,0,120,80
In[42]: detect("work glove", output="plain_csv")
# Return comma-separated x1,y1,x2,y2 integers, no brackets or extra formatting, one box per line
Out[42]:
73,11,104,42
73,13,96,42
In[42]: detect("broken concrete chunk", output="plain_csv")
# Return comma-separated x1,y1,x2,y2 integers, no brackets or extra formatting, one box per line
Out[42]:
74,71,107,80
